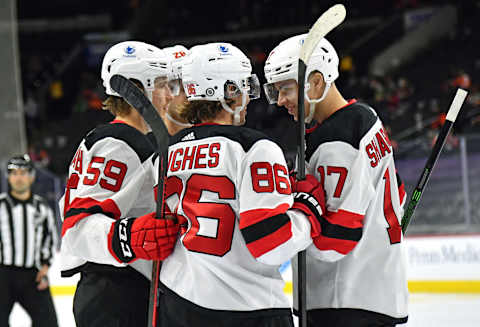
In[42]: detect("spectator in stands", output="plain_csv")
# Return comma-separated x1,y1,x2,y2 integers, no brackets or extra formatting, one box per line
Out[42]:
450,69,471,90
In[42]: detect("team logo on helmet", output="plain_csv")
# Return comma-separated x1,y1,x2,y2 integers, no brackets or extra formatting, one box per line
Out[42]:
186,83,197,95
124,45,136,56
218,45,229,54
173,51,186,59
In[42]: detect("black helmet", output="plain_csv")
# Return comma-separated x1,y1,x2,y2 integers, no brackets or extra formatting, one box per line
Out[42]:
7,154,34,173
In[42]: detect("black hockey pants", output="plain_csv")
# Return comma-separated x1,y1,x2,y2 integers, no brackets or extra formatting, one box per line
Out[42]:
157,282,294,327
73,270,150,327
307,308,408,327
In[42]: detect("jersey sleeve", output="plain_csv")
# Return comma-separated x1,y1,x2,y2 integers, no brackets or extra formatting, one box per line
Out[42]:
238,139,312,265
59,138,154,267
307,141,375,262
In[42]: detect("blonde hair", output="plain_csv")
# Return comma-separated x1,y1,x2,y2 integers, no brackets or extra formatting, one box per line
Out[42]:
102,79,143,117
180,99,234,124
102,96,132,116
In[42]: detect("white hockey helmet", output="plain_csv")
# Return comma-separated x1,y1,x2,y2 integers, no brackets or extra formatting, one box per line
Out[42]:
162,44,190,96
162,44,193,128
162,44,189,80
264,34,339,122
181,42,261,125
101,41,170,101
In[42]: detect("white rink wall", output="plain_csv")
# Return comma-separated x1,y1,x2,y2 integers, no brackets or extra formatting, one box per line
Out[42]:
10,234,480,326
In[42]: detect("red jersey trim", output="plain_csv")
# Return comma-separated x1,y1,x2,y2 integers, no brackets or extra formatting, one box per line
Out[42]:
239,203,290,229
313,235,357,255
62,197,121,237
246,221,292,258
398,182,406,204
324,209,364,229
110,119,127,124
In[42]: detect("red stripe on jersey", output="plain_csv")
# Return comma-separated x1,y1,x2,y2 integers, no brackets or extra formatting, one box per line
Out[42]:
398,182,406,204
313,235,357,255
246,221,292,258
324,209,364,229
239,203,290,229
306,124,319,134
110,119,127,125
61,197,121,237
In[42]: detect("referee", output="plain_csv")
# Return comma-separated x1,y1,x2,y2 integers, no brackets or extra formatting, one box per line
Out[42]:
0,154,59,327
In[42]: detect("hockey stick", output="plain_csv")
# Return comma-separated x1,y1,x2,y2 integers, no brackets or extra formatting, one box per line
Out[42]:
296,4,346,327
401,88,468,235
110,74,169,327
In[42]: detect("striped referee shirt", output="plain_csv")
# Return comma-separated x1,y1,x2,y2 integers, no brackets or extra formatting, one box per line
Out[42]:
0,192,58,268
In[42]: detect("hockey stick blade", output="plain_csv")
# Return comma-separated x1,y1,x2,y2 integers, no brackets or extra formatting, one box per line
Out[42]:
299,4,346,64
296,4,346,327
401,88,468,235
109,74,169,327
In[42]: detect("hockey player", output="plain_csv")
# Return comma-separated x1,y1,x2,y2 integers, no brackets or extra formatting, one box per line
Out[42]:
156,42,326,327
264,35,408,327
59,41,180,327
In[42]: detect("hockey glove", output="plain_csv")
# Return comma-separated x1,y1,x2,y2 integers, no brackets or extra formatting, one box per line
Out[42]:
108,212,180,263
290,174,326,238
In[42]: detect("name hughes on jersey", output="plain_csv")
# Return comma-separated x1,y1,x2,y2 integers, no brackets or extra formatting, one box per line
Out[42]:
168,142,220,172
365,126,393,168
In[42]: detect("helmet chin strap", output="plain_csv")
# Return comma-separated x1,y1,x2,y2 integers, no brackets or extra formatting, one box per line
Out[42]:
166,112,192,128
220,92,247,126
304,82,331,123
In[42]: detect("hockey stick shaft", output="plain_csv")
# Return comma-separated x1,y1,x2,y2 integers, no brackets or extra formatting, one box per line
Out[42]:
110,74,170,327
296,5,346,327
401,88,468,235
297,59,308,327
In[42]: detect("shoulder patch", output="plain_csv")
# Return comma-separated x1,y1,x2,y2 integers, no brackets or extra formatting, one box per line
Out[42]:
306,102,378,161
170,125,274,152
85,123,155,163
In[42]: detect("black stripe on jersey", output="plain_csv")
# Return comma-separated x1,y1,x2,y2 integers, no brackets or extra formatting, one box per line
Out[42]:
170,124,275,152
319,216,362,241
241,213,290,244
22,203,28,267
306,102,378,162
84,123,155,163
6,199,15,264
65,205,117,220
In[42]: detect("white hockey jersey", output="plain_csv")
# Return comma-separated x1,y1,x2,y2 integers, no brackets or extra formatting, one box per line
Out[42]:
59,121,157,279
159,124,313,312
293,100,408,321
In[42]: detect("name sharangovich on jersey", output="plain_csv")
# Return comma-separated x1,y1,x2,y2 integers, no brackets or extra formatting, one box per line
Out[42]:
365,126,394,168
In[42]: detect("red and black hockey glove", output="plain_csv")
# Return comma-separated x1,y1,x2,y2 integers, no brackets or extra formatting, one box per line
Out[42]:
108,212,180,263
290,174,326,238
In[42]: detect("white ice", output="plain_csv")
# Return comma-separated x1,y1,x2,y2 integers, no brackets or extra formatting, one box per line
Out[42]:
10,293,480,327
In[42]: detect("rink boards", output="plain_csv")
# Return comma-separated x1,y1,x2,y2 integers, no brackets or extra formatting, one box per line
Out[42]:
48,234,480,296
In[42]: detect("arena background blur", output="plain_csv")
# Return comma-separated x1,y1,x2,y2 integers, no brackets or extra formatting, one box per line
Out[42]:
2,0,480,242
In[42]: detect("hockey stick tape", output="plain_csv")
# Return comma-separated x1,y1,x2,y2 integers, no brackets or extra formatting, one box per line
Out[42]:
446,88,468,122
